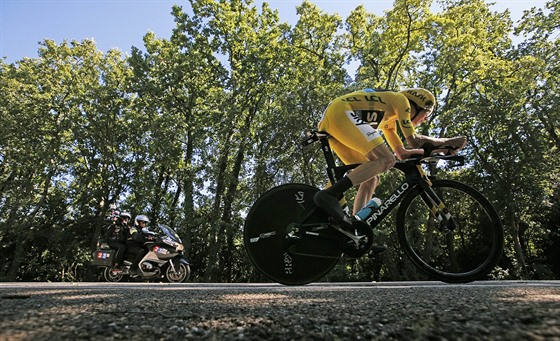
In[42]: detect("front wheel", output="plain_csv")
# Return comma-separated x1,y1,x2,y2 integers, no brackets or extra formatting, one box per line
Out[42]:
166,262,191,283
396,180,504,283
244,184,340,285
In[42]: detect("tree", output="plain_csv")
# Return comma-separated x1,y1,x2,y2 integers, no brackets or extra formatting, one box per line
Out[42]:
511,0,560,277
1,0,558,282
185,0,294,281
346,0,432,88
0,39,130,280
125,4,228,275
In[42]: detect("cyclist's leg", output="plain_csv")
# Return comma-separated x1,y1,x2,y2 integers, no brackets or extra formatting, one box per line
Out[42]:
314,149,394,225
346,145,394,216
354,175,379,215
316,136,391,254
346,144,395,184
329,138,379,214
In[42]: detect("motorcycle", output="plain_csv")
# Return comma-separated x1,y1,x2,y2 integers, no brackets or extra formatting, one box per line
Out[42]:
93,223,191,283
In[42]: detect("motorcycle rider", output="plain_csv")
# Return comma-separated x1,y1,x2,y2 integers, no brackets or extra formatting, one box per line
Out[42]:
105,211,131,270
126,214,154,276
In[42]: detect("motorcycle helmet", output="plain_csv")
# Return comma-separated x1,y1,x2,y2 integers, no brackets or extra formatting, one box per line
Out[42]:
400,88,436,111
108,209,120,223
120,212,132,220
135,214,150,226
119,212,132,224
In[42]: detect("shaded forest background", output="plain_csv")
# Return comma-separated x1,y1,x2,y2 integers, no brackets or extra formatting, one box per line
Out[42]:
0,0,558,282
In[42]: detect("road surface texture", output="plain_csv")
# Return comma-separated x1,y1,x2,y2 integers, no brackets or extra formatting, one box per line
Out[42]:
1,281,559,340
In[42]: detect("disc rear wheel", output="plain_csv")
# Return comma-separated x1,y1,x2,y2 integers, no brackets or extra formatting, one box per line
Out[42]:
244,184,340,285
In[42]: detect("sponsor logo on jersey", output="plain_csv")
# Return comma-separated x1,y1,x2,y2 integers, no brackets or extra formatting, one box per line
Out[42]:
349,110,367,125
342,96,362,102
342,94,388,104
345,110,381,142
364,95,387,104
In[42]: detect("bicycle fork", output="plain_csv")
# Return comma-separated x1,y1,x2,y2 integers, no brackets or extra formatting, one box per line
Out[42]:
416,165,457,231
418,179,457,231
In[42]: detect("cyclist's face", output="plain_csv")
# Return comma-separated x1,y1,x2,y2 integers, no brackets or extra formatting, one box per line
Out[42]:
412,107,432,127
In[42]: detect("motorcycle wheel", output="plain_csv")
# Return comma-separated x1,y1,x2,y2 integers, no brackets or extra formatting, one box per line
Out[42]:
103,267,124,282
166,263,190,283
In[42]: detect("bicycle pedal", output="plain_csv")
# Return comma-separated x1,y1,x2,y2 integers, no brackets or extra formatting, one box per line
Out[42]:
368,244,388,255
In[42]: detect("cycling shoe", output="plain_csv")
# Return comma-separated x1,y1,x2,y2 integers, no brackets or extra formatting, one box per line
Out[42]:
313,190,353,228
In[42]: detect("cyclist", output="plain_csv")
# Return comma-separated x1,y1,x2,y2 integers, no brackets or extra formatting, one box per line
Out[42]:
313,88,466,228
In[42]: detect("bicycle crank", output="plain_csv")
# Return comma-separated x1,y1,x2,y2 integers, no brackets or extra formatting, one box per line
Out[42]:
336,220,374,258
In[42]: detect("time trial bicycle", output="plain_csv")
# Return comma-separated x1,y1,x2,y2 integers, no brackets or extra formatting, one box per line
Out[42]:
244,130,504,285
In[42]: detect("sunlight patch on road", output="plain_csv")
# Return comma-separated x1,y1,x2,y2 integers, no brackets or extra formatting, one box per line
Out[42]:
218,293,334,306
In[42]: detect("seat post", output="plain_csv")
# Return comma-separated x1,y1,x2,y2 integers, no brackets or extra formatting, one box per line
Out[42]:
318,135,339,185
302,130,356,184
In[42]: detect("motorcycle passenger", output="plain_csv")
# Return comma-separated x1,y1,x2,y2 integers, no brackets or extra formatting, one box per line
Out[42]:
126,214,153,276
105,211,131,270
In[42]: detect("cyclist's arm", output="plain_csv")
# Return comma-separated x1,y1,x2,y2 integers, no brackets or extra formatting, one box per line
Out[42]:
385,98,425,159
382,124,424,160
406,133,440,148
406,134,467,150
394,145,425,159
391,97,424,159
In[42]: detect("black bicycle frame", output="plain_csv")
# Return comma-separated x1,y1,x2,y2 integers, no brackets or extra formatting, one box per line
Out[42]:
307,130,461,229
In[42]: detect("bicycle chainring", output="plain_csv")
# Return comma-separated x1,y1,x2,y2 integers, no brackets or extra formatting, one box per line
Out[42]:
341,220,374,258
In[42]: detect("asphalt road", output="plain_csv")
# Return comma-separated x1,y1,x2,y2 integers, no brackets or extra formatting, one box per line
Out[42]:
1,281,559,340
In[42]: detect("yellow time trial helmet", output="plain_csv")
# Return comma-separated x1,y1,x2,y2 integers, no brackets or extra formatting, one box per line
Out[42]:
400,88,436,111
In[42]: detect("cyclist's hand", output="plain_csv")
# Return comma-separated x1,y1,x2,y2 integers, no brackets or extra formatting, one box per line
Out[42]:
439,136,467,155
395,147,424,160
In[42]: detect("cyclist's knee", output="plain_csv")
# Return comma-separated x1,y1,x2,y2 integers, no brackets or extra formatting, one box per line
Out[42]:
380,154,396,172
366,144,395,172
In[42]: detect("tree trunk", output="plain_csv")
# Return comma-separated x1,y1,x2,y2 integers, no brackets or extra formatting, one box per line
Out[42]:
510,210,529,278
204,129,234,281
6,234,27,281
219,141,246,282
182,131,195,261
150,166,167,225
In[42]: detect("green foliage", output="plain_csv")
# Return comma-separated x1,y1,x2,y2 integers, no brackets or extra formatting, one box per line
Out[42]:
0,0,558,282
